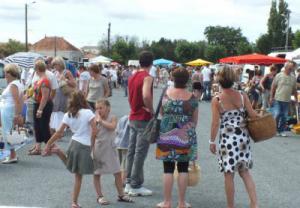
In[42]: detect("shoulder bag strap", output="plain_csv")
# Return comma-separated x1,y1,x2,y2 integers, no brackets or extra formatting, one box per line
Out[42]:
154,86,168,118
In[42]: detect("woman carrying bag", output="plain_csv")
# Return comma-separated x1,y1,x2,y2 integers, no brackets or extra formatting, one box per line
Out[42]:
1,64,24,164
156,68,198,208
210,65,259,208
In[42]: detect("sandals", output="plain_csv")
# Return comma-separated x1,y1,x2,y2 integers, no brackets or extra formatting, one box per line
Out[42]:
118,195,134,203
28,148,41,155
177,202,192,208
28,146,36,153
156,202,171,208
71,202,81,208
97,196,110,205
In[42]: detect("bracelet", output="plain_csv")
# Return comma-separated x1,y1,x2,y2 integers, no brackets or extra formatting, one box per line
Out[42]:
37,110,43,114
209,139,216,144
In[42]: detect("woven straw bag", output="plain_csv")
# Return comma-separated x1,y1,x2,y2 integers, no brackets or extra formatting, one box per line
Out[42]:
187,162,201,187
174,162,201,187
247,110,276,142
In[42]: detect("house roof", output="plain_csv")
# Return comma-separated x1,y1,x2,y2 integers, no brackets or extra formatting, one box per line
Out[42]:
31,36,81,52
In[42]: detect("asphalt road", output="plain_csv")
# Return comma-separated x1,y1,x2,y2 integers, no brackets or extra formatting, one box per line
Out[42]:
0,87,300,208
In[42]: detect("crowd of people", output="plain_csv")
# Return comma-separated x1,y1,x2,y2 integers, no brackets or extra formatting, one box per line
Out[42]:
1,49,299,208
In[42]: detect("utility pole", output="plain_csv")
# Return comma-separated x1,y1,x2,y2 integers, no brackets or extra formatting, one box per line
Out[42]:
54,36,57,56
25,1,36,52
285,12,290,51
107,22,111,56
25,3,28,52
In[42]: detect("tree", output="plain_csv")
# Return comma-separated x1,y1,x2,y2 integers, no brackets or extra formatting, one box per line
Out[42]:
0,39,25,57
205,44,226,63
204,26,249,56
237,41,253,55
148,38,177,60
174,40,200,63
266,0,292,49
292,30,300,49
111,36,138,64
256,34,272,54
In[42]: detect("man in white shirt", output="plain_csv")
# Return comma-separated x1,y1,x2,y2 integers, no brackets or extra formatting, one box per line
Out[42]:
201,65,212,101
149,65,158,87
78,66,91,96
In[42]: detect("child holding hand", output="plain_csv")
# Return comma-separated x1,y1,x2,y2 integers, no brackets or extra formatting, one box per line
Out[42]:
43,91,97,208
92,99,133,205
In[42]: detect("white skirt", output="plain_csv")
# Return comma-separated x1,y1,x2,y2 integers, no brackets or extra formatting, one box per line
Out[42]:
50,111,65,130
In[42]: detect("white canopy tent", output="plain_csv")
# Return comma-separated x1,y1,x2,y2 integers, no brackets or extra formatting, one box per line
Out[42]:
89,55,112,64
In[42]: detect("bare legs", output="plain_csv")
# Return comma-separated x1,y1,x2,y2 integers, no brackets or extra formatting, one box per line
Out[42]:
114,172,125,196
93,174,104,198
177,173,188,207
72,173,82,205
94,172,127,199
224,170,258,208
10,149,17,159
158,172,188,208
224,172,235,208
239,170,258,208
158,173,173,207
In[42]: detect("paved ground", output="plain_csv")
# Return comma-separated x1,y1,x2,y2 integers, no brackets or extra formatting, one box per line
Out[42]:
0,87,300,208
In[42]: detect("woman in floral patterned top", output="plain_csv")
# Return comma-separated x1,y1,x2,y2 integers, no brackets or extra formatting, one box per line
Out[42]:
156,68,198,208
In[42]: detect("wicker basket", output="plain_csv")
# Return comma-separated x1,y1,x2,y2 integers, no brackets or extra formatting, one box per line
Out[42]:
247,112,276,142
173,162,201,187
187,163,201,187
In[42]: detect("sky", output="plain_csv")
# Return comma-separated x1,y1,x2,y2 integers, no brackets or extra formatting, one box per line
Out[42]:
1,0,300,48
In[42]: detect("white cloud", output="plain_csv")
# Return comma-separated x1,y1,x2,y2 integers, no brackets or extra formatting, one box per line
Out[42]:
0,0,299,47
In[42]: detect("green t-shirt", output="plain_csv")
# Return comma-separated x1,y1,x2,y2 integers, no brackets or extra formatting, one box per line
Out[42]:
274,72,296,102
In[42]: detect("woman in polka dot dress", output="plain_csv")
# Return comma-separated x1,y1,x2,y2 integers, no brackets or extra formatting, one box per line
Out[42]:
210,66,259,208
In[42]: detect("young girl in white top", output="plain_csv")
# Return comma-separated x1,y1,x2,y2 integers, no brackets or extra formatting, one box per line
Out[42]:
43,91,97,208
92,99,133,205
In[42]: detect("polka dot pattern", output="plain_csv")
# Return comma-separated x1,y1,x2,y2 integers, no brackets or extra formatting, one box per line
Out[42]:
217,108,253,173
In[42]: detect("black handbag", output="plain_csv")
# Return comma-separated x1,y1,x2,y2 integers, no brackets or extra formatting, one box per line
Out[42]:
142,86,167,144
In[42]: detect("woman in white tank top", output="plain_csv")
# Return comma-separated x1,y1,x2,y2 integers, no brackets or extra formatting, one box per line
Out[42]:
1,64,24,164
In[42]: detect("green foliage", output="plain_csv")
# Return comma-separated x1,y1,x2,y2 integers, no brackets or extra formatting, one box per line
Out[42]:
204,26,248,56
237,41,253,55
205,44,226,63
175,40,199,63
292,30,300,49
266,0,292,50
0,39,25,58
256,34,272,54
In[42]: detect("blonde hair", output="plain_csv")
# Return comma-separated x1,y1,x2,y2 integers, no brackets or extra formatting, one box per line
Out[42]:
4,63,20,79
51,56,66,70
216,65,236,89
34,59,46,72
96,99,110,108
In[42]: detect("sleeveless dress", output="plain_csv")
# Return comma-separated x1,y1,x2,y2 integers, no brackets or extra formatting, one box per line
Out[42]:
50,70,69,130
156,94,198,162
93,114,120,175
216,93,253,173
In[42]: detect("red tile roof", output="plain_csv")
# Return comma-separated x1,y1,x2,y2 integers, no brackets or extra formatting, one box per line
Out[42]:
31,36,81,52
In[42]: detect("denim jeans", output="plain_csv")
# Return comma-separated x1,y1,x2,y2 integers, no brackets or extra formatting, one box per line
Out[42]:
203,81,211,100
272,100,289,133
126,120,150,188
123,80,128,97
